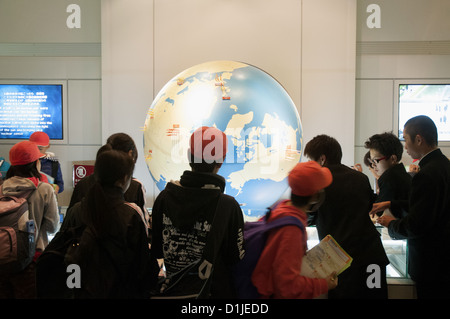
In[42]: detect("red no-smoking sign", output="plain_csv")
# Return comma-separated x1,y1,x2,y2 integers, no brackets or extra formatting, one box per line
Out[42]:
73,164,94,187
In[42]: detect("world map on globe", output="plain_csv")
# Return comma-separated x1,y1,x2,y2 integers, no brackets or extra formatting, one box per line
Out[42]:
143,60,303,220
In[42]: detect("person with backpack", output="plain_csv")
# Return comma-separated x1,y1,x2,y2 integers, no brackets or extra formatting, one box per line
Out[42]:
67,133,150,237
251,161,338,299
42,148,159,298
29,131,64,194
151,126,245,298
0,141,59,298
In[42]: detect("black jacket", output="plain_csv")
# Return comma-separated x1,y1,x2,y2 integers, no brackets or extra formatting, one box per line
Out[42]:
388,149,450,283
151,170,245,298
311,164,389,298
312,164,389,267
48,186,158,298
376,163,412,218
68,175,150,234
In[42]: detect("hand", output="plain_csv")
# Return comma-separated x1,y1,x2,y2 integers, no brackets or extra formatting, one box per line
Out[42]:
376,215,396,227
352,164,362,172
326,272,338,290
369,201,391,218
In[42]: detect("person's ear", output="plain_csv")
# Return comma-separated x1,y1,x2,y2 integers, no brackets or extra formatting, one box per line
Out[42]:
319,154,326,166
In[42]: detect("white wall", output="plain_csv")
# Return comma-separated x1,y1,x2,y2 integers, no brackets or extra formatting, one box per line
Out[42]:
5,1,448,208
102,0,357,205
0,0,102,206
355,0,450,179
302,0,356,165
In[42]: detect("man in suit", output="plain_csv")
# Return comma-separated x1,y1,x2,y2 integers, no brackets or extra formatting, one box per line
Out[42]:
375,115,450,299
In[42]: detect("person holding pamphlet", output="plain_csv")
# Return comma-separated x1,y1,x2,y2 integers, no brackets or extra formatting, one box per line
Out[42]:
304,135,389,299
251,161,338,299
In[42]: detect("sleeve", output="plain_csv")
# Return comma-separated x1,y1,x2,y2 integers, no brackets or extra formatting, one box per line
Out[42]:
150,192,165,259
224,198,245,264
40,183,60,235
388,172,435,240
134,179,149,227
252,225,328,299
127,208,160,296
55,162,64,193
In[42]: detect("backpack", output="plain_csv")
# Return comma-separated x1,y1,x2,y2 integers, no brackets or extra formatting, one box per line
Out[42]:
35,225,85,298
233,211,305,299
0,187,35,275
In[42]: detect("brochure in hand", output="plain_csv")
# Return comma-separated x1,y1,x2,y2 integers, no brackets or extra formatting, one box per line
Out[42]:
300,234,352,279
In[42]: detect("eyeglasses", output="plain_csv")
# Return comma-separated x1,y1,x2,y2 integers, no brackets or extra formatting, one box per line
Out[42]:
370,156,388,165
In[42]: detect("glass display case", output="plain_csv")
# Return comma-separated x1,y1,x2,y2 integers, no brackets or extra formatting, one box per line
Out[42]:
376,226,408,278
306,226,409,279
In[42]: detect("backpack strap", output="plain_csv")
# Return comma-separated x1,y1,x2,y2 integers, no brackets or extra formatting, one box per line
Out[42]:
266,216,305,232
51,161,58,179
197,194,229,280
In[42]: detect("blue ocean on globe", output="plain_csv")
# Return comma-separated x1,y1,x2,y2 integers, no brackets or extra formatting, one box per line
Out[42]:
143,61,302,220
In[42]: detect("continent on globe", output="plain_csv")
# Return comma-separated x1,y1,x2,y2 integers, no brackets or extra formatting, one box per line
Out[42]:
143,60,302,220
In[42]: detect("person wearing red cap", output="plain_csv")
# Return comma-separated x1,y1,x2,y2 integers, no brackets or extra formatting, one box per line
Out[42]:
29,131,64,194
304,134,389,299
151,126,245,298
251,161,337,299
0,141,59,298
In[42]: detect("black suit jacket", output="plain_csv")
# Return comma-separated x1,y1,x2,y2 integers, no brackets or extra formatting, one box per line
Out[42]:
314,164,389,267
376,163,412,218
388,149,450,282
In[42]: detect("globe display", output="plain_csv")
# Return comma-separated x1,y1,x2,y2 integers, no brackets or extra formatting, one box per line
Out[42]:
143,60,302,220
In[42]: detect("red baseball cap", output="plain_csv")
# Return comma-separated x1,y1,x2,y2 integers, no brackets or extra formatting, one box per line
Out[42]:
10,141,45,166
288,161,333,196
189,126,228,163
30,131,50,147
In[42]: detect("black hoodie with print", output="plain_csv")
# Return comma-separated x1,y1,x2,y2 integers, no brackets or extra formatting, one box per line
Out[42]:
151,170,245,298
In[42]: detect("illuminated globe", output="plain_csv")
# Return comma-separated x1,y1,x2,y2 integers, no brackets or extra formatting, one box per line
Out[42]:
143,60,302,220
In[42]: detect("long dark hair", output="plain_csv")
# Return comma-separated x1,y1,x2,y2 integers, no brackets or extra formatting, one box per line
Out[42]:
81,149,135,237
6,161,41,180
106,133,138,163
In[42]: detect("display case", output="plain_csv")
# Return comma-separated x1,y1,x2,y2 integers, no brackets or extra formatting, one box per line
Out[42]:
306,226,409,279
376,226,409,278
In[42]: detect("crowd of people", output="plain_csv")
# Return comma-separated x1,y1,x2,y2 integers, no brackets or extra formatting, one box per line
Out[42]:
0,114,449,299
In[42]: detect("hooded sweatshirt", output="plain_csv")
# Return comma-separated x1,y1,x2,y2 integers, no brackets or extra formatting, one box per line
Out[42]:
1,176,59,252
251,200,329,299
151,170,245,298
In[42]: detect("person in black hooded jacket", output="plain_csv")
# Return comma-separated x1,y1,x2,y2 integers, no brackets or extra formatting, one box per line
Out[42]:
151,126,245,298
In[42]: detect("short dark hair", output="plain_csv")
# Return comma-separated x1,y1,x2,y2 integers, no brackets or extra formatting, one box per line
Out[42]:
363,151,372,167
188,152,222,173
290,193,312,207
304,135,342,165
364,132,403,162
404,115,438,147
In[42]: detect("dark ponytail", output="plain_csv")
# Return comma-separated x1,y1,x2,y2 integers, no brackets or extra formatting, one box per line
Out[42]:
82,149,135,237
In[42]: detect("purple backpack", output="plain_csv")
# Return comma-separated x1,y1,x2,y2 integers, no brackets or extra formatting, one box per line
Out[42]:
233,214,305,299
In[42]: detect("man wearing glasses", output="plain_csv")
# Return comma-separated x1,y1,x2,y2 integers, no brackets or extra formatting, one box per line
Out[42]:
365,132,412,220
